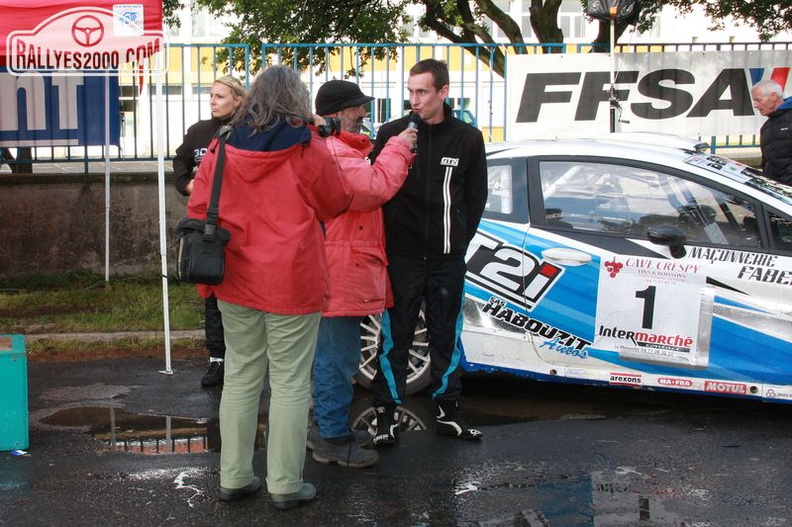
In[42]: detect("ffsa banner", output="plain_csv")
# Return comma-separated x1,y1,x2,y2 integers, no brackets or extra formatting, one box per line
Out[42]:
506,50,791,140
0,69,120,147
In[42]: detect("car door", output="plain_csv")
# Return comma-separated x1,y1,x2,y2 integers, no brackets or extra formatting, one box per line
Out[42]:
463,154,598,376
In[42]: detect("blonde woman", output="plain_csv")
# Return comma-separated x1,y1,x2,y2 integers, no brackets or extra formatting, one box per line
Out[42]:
173,74,246,386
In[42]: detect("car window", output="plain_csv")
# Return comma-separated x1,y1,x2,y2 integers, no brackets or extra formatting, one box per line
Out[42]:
770,211,792,251
538,160,762,249
483,160,528,223
486,164,513,215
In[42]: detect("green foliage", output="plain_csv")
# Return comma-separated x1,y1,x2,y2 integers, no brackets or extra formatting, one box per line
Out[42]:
0,271,203,334
607,0,790,42
652,0,789,41
166,0,786,76
191,0,411,75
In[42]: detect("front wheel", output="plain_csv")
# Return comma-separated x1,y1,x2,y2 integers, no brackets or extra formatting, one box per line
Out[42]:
356,310,431,395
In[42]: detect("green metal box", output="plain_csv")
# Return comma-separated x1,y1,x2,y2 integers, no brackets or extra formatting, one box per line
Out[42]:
0,335,28,451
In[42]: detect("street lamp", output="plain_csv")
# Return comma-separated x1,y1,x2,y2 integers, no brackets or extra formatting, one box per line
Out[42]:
584,0,642,132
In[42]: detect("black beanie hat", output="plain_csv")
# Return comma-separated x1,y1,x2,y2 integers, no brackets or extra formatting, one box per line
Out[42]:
315,80,375,115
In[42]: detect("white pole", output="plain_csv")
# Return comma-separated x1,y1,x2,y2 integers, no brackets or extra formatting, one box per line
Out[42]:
155,69,173,375
104,73,111,281
609,14,617,133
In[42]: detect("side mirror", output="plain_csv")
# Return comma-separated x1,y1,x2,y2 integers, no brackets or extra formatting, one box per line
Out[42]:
647,225,687,258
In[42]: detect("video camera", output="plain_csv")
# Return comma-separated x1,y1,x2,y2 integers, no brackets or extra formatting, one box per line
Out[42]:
316,117,342,138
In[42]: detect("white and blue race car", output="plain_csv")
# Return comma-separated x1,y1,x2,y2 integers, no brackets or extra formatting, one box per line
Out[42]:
358,134,792,403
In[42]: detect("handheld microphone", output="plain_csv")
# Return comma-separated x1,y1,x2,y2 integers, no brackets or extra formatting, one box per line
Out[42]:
407,113,421,152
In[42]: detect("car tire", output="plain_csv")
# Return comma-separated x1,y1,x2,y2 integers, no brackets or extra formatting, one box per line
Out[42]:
356,310,431,395
349,397,434,437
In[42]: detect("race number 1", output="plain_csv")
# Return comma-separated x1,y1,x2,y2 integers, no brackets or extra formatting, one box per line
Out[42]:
593,255,713,367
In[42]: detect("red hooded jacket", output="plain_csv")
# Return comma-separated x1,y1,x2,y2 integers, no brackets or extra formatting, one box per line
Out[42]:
187,122,352,315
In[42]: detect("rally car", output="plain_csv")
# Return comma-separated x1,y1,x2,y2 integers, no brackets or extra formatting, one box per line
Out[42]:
357,134,792,403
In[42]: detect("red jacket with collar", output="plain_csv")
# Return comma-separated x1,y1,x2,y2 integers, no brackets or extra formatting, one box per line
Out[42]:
187,122,352,315
322,131,415,316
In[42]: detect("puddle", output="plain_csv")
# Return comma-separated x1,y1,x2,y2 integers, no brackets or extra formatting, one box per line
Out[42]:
38,382,628,456
40,407,265,455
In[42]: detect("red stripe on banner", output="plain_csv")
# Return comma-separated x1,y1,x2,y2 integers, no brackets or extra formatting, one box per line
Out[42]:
771,67,790,91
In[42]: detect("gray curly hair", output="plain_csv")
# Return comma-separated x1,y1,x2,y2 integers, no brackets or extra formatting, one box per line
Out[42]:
231,66,311,131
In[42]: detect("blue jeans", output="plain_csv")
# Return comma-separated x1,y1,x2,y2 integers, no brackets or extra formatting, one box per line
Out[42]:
312,316,362,440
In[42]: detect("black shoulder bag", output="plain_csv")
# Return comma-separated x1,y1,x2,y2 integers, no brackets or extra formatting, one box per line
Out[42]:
176,126,233,285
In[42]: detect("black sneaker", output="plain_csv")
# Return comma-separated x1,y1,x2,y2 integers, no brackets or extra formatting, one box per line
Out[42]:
372,405,398,447
435,403,483,440
201,360,224,386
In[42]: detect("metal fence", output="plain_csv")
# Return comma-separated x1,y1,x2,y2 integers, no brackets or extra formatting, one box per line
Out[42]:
7,41,788,172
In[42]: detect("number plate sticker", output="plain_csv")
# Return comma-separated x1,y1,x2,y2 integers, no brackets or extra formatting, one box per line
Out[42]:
594,255,713,367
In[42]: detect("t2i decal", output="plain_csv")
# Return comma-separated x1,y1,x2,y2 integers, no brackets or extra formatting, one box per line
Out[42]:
466,232,563,311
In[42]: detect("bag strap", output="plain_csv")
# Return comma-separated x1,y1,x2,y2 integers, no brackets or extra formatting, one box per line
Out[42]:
204,125,233,238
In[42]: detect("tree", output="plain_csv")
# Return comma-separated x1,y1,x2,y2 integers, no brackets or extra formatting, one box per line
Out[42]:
164,0,563,77
163,0,788,77
636,0,792,42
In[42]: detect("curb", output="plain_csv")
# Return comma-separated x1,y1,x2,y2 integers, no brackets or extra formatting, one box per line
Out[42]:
23,330,204,342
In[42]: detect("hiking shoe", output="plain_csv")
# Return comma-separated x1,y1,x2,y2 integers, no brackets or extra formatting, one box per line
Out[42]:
218,475,262,502
306,425,372,450
354,428,374,447
436,403,483,440
201,360,224,386
312,437,379,468
271,482,316,510
372,405,399,447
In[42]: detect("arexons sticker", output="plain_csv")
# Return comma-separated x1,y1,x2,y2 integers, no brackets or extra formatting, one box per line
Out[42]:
610,372,642,386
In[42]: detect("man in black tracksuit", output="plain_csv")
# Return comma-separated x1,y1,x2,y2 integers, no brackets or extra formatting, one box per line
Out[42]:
369,59,488,445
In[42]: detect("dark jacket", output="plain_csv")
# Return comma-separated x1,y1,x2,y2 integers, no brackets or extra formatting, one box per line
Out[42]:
759,97,792,185
372,104,487,259
173,117,231,196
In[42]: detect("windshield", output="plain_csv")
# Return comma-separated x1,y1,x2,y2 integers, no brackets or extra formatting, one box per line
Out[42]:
684,153,792,204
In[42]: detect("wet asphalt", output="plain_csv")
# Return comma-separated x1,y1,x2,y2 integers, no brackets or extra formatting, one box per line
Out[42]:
2,356,792,526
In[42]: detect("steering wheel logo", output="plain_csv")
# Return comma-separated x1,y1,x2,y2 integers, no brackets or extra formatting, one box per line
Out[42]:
71,15,104,47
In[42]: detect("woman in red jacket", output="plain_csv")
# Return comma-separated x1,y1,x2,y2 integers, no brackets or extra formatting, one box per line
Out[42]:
187,66,352,510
